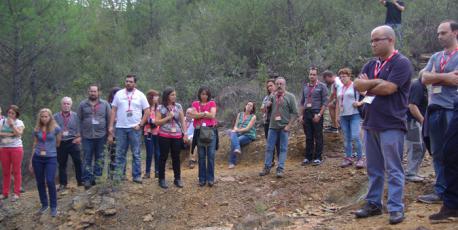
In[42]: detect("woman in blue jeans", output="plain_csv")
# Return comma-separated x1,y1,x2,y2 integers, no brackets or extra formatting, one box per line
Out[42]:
28,108,61,217
228,101,257,169
335,68,365,169
143,89,161,179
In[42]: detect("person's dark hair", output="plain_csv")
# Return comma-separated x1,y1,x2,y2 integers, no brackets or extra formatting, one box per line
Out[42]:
8,105,20,118
441,19,458,31
322,70,334,78
126,74,137,83
243,101,256,115
265,79,275,95
161,87,175,106
146,89,160,108
197,86,212,102
108,87,121,104
88,84,100,91
309,65,319,73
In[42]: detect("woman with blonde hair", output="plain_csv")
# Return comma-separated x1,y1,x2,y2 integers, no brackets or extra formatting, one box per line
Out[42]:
28,108,61,217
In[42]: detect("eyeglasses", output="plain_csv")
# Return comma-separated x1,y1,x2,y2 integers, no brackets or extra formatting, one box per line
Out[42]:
370,37,390,44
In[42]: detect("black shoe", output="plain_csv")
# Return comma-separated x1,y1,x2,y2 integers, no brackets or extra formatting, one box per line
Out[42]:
91,180,96,186
133,178,143,184
143,173,151,179
77,182,84,187
84,182,92,191
389,211,405,224
199,181,206,187
276,168,284,178
174,179,184,188
259,167,271,176
355,202,382,218
154,172,159,179
208,181,214,187
429,206,458,222
57,184,67,192
159,179,168,189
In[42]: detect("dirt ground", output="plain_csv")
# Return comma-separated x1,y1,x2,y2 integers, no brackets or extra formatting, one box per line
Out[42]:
0,128,456,230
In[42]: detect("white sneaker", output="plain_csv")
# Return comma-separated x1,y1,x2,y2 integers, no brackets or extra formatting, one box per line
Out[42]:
11,194,19,202
228,164,235,169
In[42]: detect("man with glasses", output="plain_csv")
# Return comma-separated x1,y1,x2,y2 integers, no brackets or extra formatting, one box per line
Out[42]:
299,67,328,166
259,77,298,178
353,25,412,225
109,75,150,184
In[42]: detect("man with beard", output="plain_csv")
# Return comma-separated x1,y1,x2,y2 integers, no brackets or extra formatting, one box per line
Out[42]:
78,84,111,190
109,75,150,184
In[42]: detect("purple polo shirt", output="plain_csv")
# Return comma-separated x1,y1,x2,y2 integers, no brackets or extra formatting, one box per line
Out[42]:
360,52,413,132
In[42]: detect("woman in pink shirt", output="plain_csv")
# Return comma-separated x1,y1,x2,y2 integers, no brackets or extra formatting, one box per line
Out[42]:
143,90,161,179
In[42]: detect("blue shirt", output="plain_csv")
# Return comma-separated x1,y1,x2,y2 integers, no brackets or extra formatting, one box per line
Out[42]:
33,127,61,157
361,52,413,132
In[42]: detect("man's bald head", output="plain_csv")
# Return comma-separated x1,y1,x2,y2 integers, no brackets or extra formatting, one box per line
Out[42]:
371,25,396,40
370,25,397,58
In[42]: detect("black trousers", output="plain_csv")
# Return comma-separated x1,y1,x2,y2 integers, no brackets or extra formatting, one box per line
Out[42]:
303,109,324,161
158,136,182,180
443,105,458,209
57,139,83,185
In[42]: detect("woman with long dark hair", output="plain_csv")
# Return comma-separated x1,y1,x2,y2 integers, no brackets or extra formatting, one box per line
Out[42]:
155,87,187,189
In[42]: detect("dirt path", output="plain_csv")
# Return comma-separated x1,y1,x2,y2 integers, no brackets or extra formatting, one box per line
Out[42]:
0,131,456,230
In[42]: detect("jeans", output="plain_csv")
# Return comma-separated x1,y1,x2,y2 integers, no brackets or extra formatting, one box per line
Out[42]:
442,104,458,209
198,129,217,183
264,123,280,161
158,136,182,180
144,134,160,175
340,114,363,159
264,128,289,170
32,156,57,208
428,109,453,197
303,109,324,161
405,119,426,177
365,129,405,212
229,132,254,165
82,137,106,184
114,128,142,181
0,147,23,196
57,139,83,185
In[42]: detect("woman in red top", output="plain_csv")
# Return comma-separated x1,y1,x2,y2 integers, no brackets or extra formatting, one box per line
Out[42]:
190,86,217,187
143,90,161,179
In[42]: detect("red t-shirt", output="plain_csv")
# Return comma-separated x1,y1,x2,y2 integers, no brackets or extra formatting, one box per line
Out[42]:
192,100,217,128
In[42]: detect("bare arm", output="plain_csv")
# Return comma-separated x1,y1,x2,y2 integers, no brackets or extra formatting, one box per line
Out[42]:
109,106,117,135
155,110,172,126
179,110,188,140
354,74,398,96
392,0,405,11
140,108,150,126
238,115,256,133
408,104,424,124
421,70,458,86
203,107,217,119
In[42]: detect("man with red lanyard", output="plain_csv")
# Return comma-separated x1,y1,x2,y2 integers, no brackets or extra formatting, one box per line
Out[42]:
299,66,328,166
353,25,412,225
54,97,84,191
109,75,150,184
418,20,458,220
259,77,298,178
77,84,111,190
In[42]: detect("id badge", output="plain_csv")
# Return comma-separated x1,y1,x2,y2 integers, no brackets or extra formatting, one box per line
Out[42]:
91,118,100,125
147,128,152,133
306,103,312,108
126,111,133,117
362,96,375,104
171,127,177,133
202,122,207,127
62,131,69,136
40,150,46,156
432,86,442,94
275,116,281,121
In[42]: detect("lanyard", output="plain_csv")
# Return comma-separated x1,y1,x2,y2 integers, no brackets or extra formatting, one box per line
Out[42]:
340,81,353,106
40,131,47,151
275,93,284,117
91,102,100,117
374,50,398,79
126,89,136,111
306,81,318,103
62,112,70,130
440,48,458,73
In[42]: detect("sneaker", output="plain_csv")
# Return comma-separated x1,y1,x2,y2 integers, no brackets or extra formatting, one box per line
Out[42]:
355,202,382,218
389,211,405,224
10,194,19,202
159,179,168,189
301,159,310,166
50,207,58,217
312,159,322,166
355,159,365,169
340,157,353,168
228,164,235,169
143,173,151,179
154,172,159,179
84,181,92,191
57,184,67,192
324,127,339,134
37,206,49,214
429,206,458,222
20,187,25,193
199,181,206,187
174,179,184,188
234,149,242,155
418,193,442,204
207,181,214,187
259,167,271,176
133,178,143,184
406,175,424,183
276,169,284,178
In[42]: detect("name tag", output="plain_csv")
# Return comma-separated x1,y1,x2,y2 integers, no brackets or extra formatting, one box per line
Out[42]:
362,96,375,104
146,128,152,133
62,131,69,136
306,103,312,108
92,118,100,125
202,122,207,127
40,150,46,156
275,116,282,121
432,86,442,94
171,127,177,133
126,111,133,117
